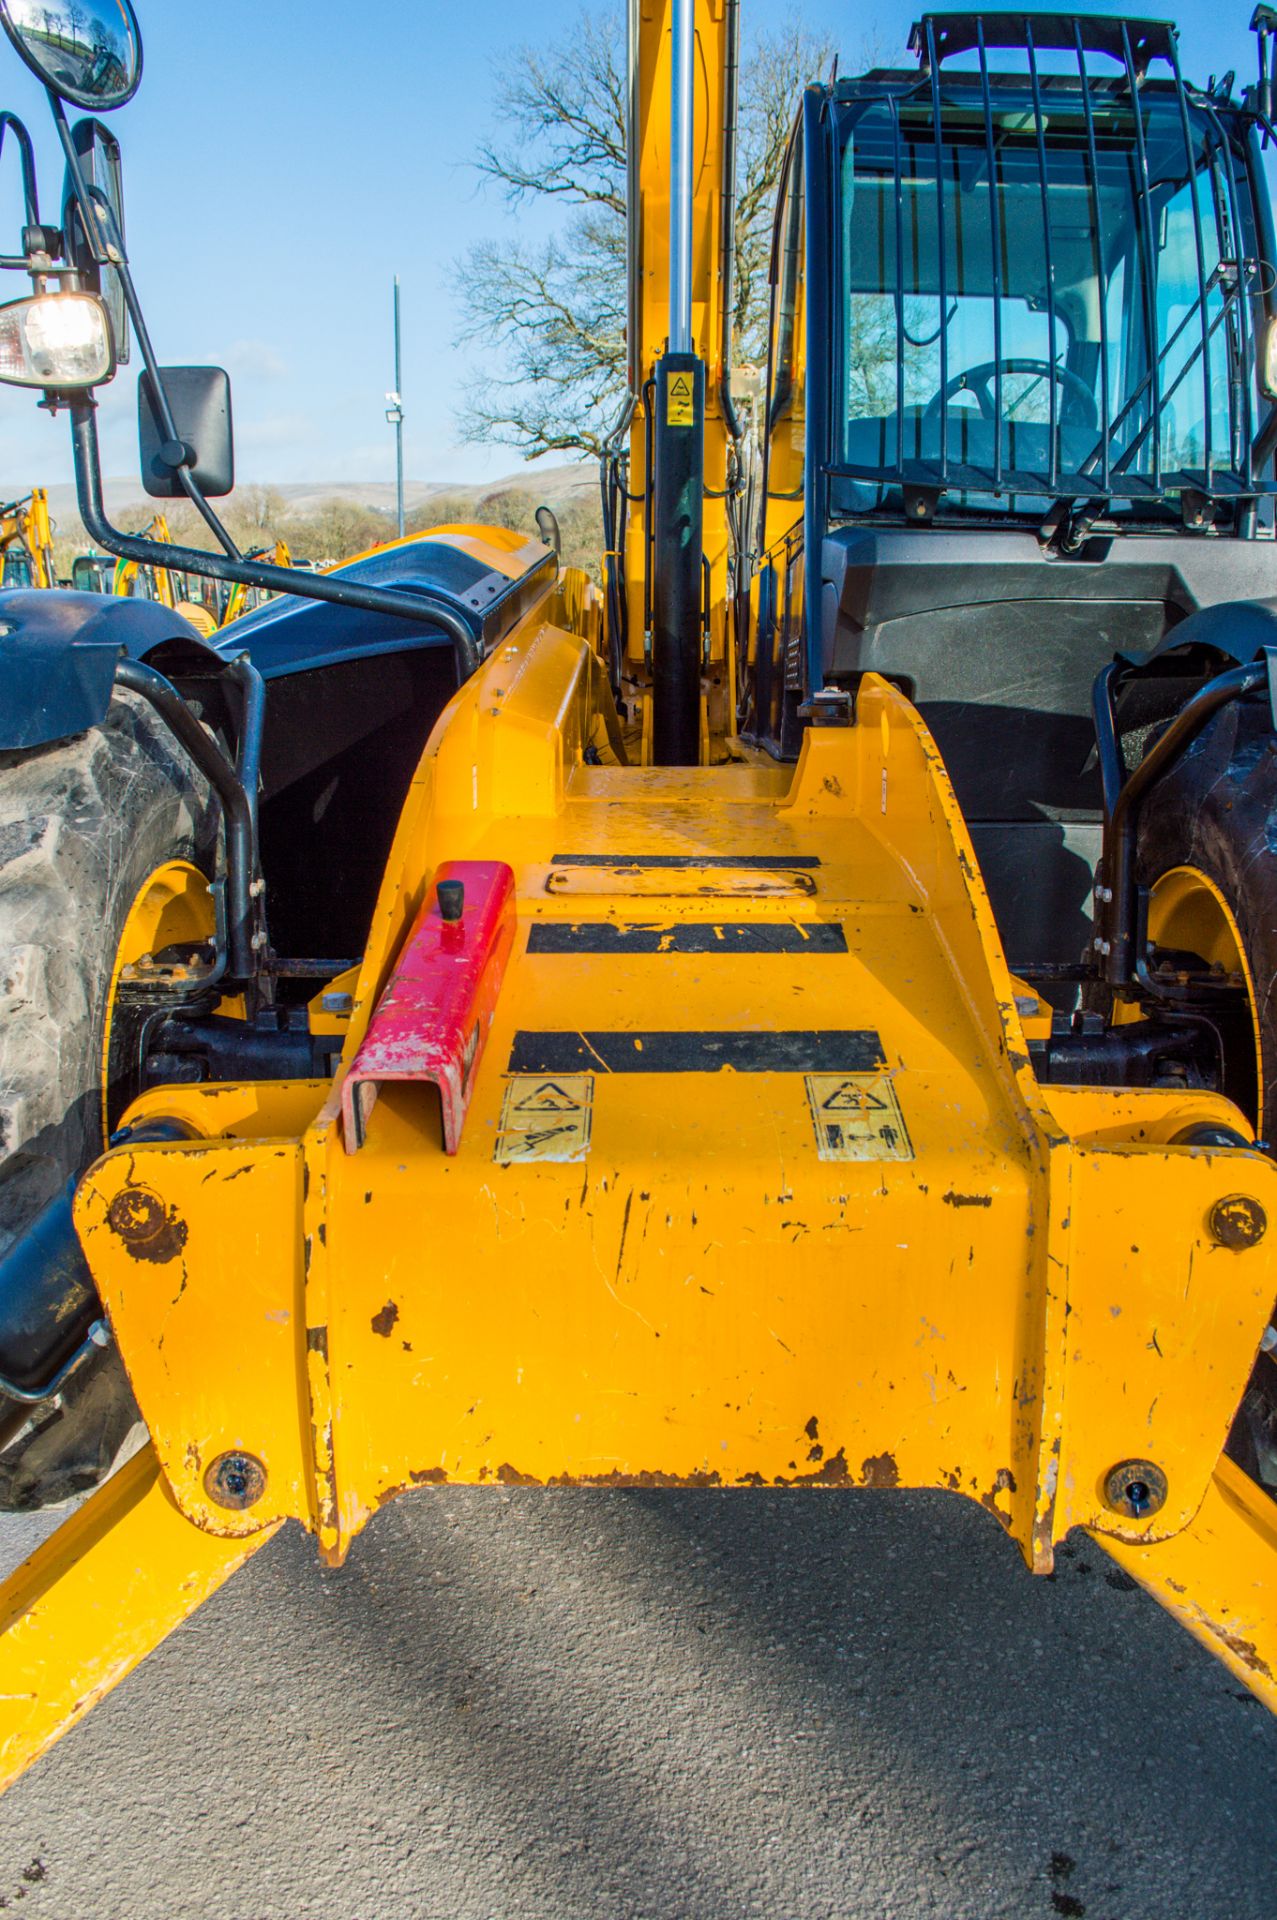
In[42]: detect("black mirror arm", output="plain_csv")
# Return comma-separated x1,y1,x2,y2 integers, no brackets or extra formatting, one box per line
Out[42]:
0,112,39,229
50,97,243,562
68,399,484,682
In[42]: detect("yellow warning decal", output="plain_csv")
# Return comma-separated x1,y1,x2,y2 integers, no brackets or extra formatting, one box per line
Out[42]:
495,1075,593,1164
804,1073,912,1162
666,368,695,427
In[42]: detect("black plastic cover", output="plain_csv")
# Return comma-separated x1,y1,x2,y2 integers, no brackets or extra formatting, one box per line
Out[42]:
0,589,215,750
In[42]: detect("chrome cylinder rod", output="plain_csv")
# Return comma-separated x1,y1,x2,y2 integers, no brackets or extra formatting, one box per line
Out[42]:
669,0,695,353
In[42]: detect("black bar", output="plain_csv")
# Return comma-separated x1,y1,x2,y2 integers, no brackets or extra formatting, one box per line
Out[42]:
1090,661,1126,823
925,18,950,485
1121,21,1163,492
0,113,39,228
68,401,483,681
1025,20,1059,493
1205,105,1257,489
917,15,1175,70
508,1029,885,1074
889,95,907,480
1075,27,1112,492
1168,41,1215,479
526,922,847,954
550,852,820,867
976,20,1004,491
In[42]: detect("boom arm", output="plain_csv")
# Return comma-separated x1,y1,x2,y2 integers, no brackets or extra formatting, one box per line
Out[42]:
622,0,739,761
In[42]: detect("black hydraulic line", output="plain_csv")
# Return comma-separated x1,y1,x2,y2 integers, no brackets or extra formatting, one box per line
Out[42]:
0,1184,106,1402
114,656,262,983
642,378,656,653
1091,660,1127,822
1096,658,1266,989
222,651,265,837
69,400,484,681
718,0,744,443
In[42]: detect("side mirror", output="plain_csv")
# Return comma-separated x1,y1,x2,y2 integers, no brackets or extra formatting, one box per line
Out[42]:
138,367,234,499
0,0,142,111
62,118,128,365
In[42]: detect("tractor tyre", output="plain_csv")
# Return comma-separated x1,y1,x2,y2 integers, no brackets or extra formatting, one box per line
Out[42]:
1131,693,1277,1490
1132,695,1276,1135
0,689,216,1508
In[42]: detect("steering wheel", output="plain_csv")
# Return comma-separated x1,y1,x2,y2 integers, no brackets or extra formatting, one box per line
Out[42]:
922,357,1098,431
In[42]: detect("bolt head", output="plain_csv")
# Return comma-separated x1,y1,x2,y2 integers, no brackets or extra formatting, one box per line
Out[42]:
204,1450,267,1511
1208,1194,1268,1251
106,1186,166,1245
1103,1458,1168,1520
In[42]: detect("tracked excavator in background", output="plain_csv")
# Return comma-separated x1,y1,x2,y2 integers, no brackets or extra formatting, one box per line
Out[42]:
1,0,1277,1793
0,485,54,586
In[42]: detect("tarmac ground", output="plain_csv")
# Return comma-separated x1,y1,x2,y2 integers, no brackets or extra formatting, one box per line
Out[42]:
0,1484,1270,1920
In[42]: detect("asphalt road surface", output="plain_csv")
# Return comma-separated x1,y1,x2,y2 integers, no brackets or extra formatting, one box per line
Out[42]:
0,1485,1269,1919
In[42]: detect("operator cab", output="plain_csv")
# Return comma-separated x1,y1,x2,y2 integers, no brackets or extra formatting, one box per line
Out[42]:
755,12,1277,984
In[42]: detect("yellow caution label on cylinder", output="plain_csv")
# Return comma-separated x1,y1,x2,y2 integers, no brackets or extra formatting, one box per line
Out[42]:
666,369,695,427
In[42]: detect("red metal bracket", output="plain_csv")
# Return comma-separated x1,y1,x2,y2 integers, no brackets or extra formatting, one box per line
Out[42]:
341,860,516,1155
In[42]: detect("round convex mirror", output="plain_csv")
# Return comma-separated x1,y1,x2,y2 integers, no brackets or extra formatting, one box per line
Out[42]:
0,0,141,110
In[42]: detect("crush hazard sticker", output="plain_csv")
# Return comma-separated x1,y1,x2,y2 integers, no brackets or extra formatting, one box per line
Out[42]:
804,1072,913,1162
494,1075,593,1164
666,368,695,426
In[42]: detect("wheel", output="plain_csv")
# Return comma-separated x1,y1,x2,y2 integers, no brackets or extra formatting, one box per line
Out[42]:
0,689,217,1507
1131,692,1277,1490
1132,696,1273,1134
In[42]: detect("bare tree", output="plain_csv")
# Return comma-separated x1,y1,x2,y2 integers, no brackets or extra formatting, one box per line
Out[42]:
455,10,837,460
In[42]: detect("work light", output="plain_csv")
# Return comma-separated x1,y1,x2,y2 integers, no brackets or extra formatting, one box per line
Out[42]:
0,292,114,390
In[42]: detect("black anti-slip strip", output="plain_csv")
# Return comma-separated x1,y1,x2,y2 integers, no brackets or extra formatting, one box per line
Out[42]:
508,1030,883,1074
527,923,847,955
549,853,821,869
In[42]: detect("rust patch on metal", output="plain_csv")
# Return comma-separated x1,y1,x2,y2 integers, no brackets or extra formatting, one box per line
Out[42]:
497,1462,729,1488
371,1300,400,1337
782,1446,853,1487
942,1190,993,1209
106,1186,188,1263
860,1451,899,1488
497,1462,540,1486
410,1466,449,1485
1209,1623,1275,1681
306,1325,329,1358
981,1466,1017,1528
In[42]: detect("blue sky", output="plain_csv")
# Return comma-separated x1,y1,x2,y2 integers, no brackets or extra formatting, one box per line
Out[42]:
0,0,1269,495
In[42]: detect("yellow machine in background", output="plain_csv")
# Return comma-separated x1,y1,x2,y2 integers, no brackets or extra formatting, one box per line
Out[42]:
0,487,55,588
221,538,292,624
